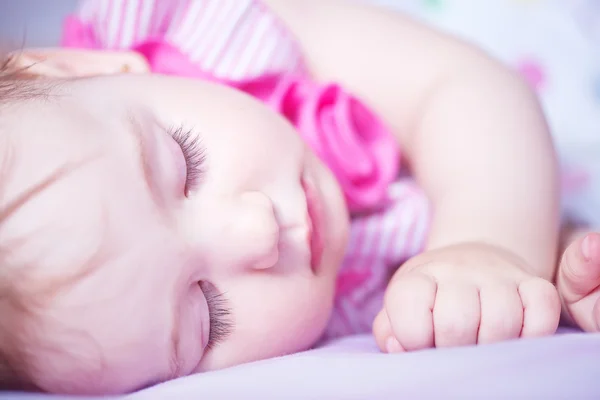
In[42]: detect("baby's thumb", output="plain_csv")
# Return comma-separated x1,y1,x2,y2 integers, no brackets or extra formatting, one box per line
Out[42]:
557,232,600,304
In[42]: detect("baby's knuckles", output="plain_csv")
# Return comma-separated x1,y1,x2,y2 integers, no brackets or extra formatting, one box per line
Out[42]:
396,242,533,285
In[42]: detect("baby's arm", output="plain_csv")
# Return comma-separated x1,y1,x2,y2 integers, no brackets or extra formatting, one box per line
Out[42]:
265,0,562,349
265,0,559,276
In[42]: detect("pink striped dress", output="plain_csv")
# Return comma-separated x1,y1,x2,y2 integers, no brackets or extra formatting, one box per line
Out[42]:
62,0,431,340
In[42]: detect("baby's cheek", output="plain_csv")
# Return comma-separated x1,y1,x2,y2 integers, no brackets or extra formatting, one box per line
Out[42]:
263,278,334,347
200,279,334,371
26,337,106,394
30,344,160,395
22,299,170,395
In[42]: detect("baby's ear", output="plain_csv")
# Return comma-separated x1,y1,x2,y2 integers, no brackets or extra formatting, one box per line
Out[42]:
6,48,150,78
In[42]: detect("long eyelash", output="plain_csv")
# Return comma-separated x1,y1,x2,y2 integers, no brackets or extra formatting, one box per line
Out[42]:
169,126,206,193
199,282,233,350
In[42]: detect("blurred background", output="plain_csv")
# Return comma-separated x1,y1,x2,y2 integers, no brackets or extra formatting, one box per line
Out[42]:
0,0,78,47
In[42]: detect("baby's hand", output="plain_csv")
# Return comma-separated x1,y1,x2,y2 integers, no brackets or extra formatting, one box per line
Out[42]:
373,243,561,352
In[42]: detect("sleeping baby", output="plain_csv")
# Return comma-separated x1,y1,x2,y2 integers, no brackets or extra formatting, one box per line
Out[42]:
0,0,598,395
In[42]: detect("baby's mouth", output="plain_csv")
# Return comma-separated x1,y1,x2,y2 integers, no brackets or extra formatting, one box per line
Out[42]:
302,174,324,273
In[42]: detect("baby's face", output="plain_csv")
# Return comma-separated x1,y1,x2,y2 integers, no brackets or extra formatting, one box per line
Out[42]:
1,72,349,393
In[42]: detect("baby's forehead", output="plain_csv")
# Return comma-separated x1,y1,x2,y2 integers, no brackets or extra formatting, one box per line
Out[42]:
0,151,108,294
0,87,132,281
0,90,178,279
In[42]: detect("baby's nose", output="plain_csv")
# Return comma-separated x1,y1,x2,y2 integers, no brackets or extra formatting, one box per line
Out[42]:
223,191,280,270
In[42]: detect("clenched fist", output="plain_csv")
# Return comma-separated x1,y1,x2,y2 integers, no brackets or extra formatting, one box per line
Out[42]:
373,242,561,352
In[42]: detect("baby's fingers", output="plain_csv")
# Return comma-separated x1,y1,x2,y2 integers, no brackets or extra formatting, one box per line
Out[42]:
383,272,437,351
519,278,561,338
477,283,523,344
433,284,480,348
372,309,405,353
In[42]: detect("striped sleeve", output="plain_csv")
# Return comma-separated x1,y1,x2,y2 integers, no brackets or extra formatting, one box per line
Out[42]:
324,179,430,339
343,180,431,270
67,0,305,80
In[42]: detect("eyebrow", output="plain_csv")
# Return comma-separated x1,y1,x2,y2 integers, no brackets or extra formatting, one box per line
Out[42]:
126,113,167,210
